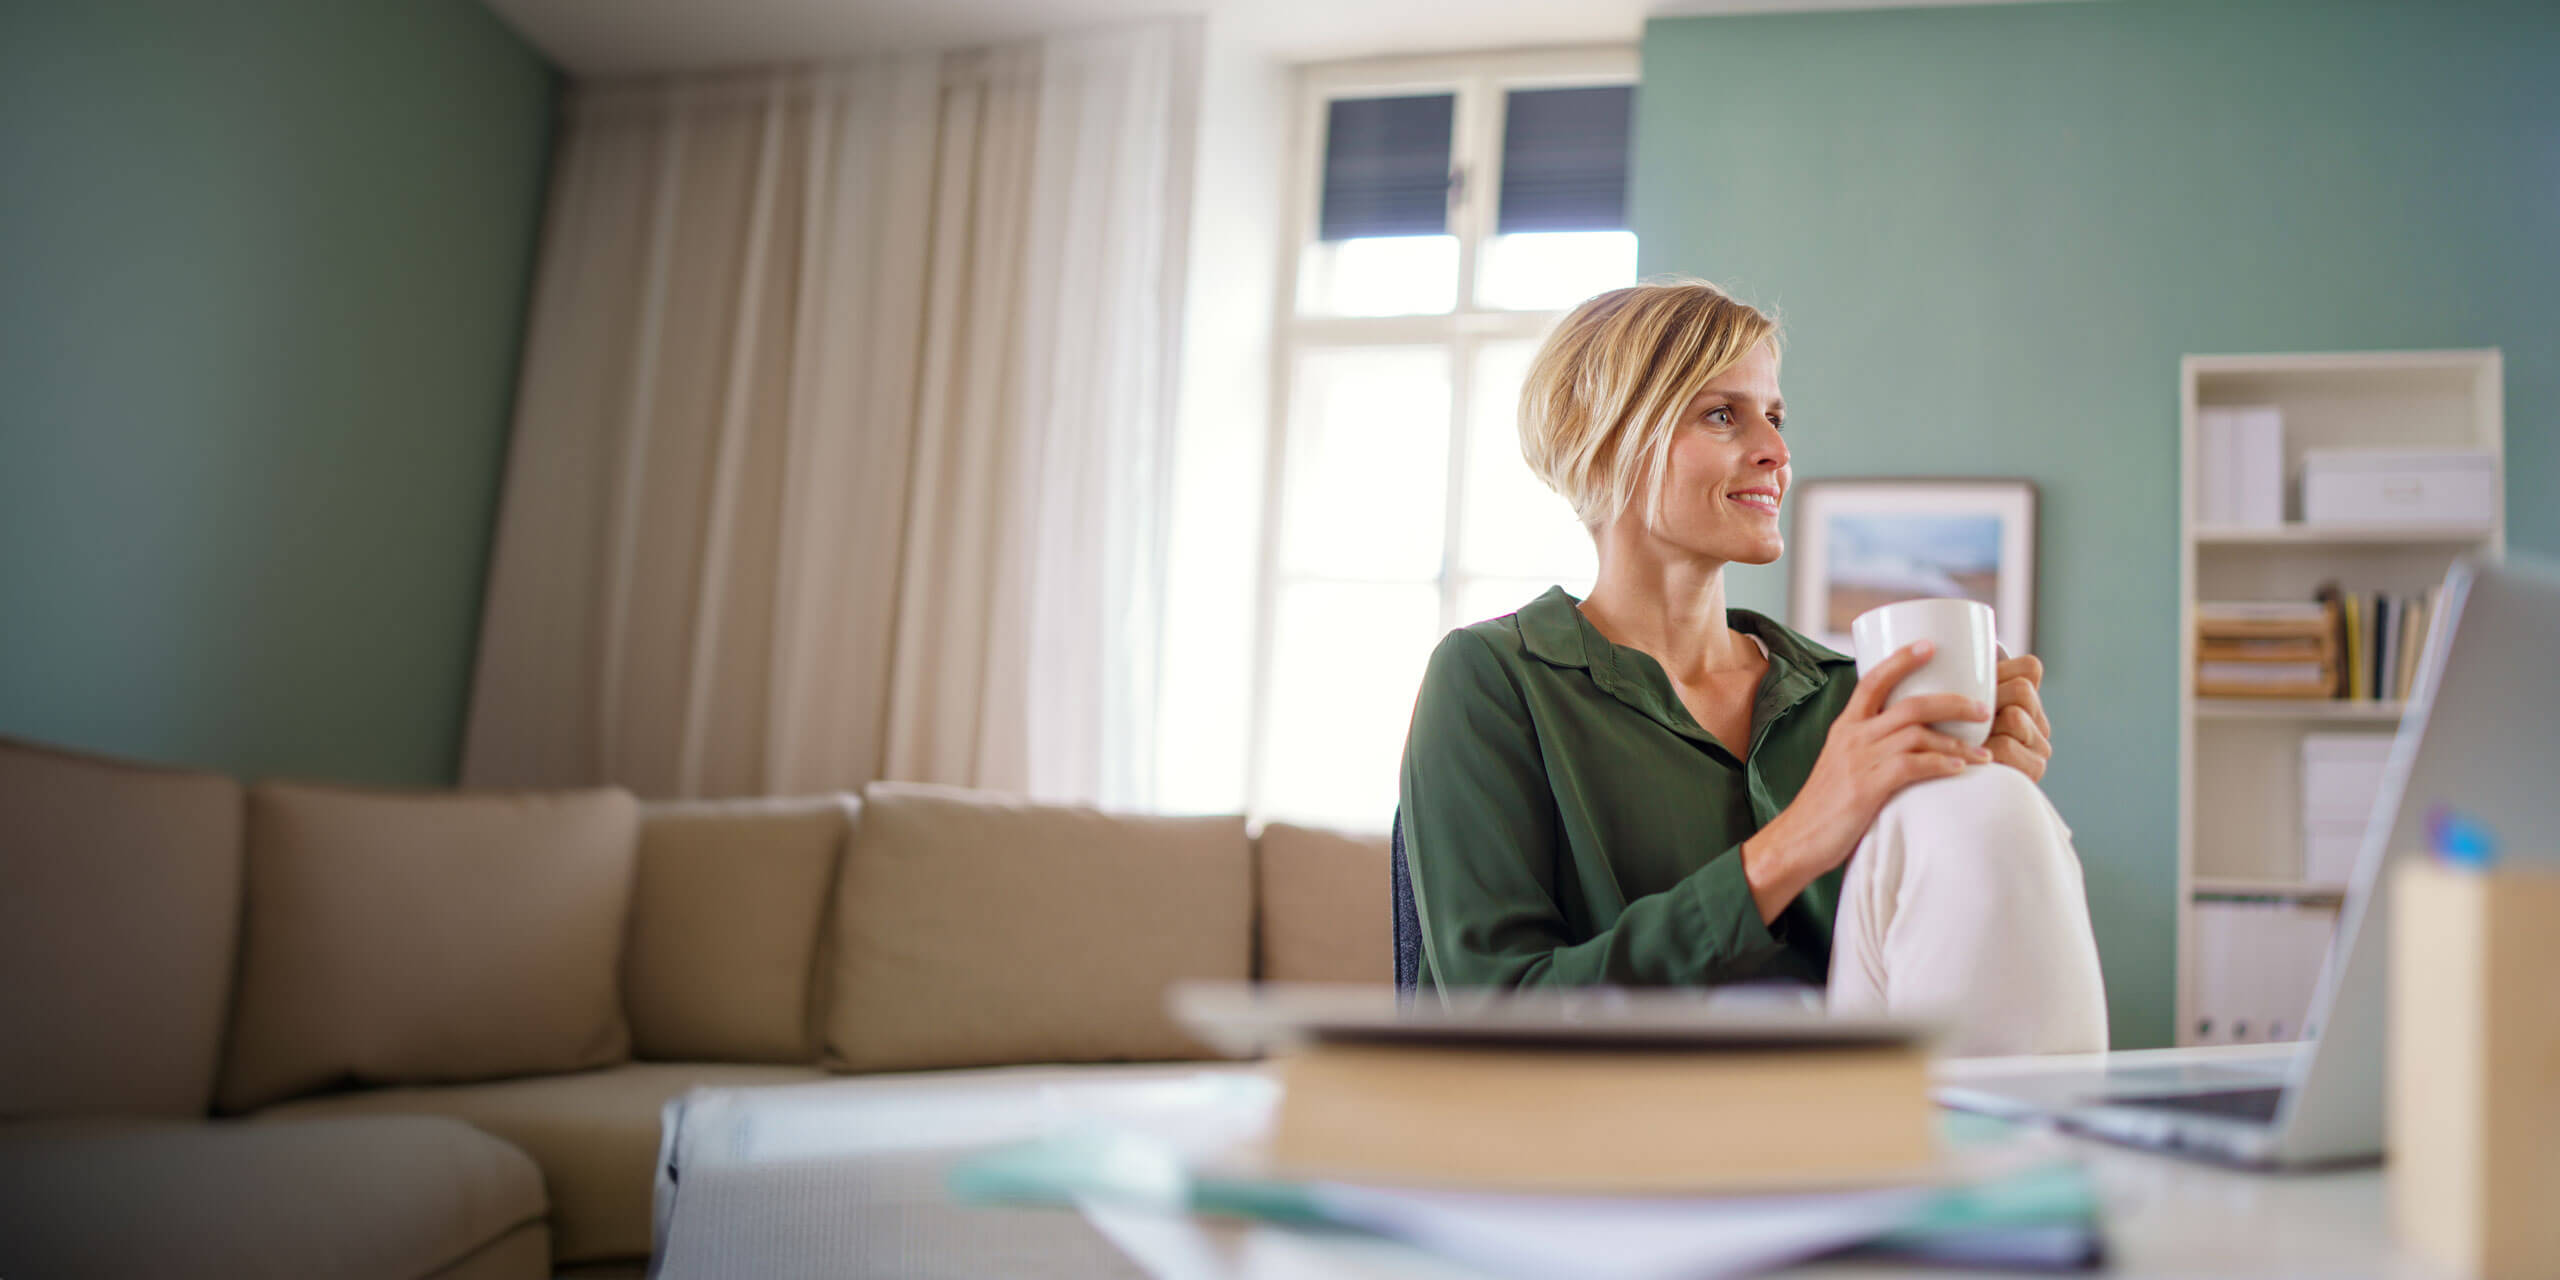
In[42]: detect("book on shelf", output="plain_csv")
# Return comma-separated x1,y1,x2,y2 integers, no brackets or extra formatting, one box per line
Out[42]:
2365,593,2385,706
2195,598,2338,699
2197,635,2327,662
2316,582,2439,703
2196,601,2328,626
2398,591,2428,699
2199,660,2329,686
2196,584,2441,704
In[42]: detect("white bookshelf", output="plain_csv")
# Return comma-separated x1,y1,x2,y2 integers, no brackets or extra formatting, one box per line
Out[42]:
2192,698,2405,723
2175,349,2503,1047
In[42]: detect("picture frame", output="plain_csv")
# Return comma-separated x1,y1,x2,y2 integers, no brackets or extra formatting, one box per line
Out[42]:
1788,478,2038,657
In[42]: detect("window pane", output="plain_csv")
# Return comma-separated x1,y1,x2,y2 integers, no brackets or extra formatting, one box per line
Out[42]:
1300,234,1459,316
1282,347,1451,579
1496,85,1633,234
1320,94,1454,241
1458,338,1598,582
1476,230,1637,312
1260,581,1441,831
1457,576,1580,628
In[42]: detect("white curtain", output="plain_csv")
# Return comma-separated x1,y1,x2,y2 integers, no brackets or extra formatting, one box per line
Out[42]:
460,22,1199,805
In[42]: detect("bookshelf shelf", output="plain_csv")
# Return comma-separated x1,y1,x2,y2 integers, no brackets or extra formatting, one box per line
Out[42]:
2192,523,2496,546
2193,878,2351,901
2193,699,2404,722
2177,348,2502,1049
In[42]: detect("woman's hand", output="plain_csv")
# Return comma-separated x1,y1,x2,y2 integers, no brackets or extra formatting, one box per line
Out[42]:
1737,641,1993,923
1988,651,2053,782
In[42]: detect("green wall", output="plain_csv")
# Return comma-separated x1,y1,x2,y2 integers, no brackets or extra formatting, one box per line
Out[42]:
0,2,556,785
1635,0,2560,1049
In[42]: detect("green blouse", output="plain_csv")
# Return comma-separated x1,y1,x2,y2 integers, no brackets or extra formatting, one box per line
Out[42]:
1397,585,1861,1000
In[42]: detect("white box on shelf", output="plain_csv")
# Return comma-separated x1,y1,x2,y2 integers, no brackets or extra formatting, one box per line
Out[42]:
2230,405,2285,528
2302,733,2393,820
2301,448,2498,527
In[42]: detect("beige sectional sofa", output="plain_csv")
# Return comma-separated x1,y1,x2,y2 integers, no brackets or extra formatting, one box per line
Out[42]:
0,735,1390,1278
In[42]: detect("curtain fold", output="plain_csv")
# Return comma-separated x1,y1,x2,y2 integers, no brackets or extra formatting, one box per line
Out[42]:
461,22,1200,804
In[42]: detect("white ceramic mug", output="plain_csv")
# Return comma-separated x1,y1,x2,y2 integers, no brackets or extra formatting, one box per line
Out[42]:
1850,598,1999,749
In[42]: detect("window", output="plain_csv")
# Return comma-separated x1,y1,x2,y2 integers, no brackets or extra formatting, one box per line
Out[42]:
1248,50,1639,831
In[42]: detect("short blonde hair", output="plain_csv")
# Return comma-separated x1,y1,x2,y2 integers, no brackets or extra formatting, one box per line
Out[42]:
1518,278,1780,531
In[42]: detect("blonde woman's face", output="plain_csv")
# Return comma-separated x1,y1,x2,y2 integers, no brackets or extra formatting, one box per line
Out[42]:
1646,339,1790,565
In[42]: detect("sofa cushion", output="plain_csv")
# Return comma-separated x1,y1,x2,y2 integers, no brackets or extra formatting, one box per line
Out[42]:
216,783,640,1113
1254,822,1394,985
258,1062,827,1264
823,782,1251,1074
0,1114,547,1279
626,795,852,1063
0,735,243,1120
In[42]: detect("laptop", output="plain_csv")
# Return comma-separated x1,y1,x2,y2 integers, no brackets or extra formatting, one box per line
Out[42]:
1938,553,2560,1168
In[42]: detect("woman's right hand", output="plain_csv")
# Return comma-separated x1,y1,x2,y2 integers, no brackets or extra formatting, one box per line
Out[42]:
1739,640,1992,923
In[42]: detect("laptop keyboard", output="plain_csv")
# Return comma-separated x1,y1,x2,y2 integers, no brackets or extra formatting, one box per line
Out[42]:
2096,1085,2287,1122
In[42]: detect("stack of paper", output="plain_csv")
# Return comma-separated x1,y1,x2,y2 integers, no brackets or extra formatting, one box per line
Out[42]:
953,986,2106,1278
2191,899,2338,1043
951,1101,2103,1280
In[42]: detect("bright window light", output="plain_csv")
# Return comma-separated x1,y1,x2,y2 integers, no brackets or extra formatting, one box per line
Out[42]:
1299,235,1460,317
1460,338,1600,582
1280,346,1452,579
1476,230,1638,312
1259,581,1441,830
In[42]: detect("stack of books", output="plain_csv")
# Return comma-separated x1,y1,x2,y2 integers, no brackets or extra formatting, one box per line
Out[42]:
2196,601,2337,698
2321,583,2441,702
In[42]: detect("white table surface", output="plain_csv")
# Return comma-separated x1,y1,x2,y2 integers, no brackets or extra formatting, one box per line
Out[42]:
650,1048,2466,1280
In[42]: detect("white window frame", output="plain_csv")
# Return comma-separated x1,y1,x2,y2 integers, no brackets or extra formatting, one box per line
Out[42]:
1245,46,1639,822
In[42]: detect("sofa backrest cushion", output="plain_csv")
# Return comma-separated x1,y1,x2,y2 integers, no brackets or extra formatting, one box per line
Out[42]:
216,782,639,1112
823,782,1250,1073
1254,822,1393,985
0,736,244,1120
626,794,853,1063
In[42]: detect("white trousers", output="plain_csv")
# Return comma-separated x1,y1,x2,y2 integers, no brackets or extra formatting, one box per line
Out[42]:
1824,764,2111,1058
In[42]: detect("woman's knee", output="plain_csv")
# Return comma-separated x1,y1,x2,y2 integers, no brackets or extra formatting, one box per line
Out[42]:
1871,763,2070,870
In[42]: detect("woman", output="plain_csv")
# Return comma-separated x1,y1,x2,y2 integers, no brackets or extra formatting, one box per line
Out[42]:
1398,279,2108,1056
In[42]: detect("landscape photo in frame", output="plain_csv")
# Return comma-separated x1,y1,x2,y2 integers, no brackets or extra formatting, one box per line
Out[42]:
1788,478,2037,658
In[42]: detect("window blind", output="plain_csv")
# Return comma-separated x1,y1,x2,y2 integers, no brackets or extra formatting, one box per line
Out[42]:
1318,93,1455,241
1497,85,1633,234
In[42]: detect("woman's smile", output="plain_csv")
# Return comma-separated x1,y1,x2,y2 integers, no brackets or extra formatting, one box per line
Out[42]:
1727,486,1781,516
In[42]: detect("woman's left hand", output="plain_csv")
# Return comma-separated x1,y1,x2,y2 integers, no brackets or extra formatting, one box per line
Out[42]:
1989,652,2053,781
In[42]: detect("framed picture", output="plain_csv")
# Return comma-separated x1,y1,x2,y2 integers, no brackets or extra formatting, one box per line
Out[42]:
1788,478,2038,657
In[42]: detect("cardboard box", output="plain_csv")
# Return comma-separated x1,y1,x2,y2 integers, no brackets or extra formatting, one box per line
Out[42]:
2390,860,2560,1278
